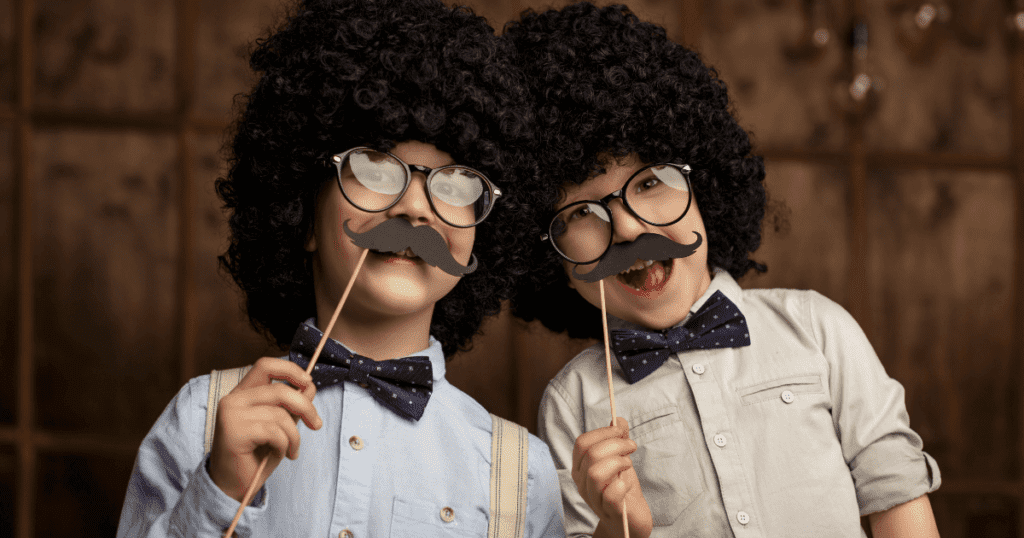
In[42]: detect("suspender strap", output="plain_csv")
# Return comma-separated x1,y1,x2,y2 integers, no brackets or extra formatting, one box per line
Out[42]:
204,366,252,455
488,414,529,538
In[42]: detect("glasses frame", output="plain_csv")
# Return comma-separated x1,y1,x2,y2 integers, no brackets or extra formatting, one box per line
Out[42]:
542,163,693,265
329,146,502,228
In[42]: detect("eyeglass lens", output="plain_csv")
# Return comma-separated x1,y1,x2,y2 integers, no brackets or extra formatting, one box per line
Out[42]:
335,148,493,227
549,164,691,264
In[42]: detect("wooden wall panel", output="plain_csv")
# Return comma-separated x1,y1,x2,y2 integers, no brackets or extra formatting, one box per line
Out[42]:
512,318,599,433
931,492,1019,538
0,0,13,106
33,0,175,113
465,0,687,43
447,306,518,422
699,0,848,150
32,129,180,436
738,160,849,307
33,452,134,538
0,446,14,538
191,133,278,376
866,169,1018,481
0,125,15,425
862,1,1010,155
193,0,286,121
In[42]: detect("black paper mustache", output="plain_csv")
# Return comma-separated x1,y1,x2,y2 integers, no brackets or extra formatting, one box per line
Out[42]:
571,231,703,283
343,218,478,277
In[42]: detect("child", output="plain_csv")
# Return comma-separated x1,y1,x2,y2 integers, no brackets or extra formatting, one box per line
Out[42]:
504,3,940,537
116,0,564,535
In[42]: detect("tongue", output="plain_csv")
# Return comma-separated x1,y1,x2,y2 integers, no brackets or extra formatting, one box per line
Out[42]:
639,262,665,291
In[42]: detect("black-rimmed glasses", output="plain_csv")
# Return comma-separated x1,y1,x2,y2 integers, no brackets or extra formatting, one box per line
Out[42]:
541,163,693,264
329,147,501,228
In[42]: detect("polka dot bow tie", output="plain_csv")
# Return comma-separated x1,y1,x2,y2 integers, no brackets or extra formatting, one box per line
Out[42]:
288,323,433,421
610,291,751,384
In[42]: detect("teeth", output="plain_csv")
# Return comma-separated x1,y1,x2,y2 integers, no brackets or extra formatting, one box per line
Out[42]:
619,259,656,275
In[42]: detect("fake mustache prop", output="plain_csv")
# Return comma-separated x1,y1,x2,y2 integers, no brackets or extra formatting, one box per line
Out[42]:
571,231,703,283
343,218,478,277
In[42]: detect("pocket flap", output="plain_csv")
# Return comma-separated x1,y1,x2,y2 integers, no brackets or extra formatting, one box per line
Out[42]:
737,374,823,405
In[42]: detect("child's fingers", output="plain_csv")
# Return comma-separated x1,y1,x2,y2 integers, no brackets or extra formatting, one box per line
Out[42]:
576,437,637,484
572,418,631,472
583,455,634,504
598,477,630,518
238,357,315,394
225,383,323,430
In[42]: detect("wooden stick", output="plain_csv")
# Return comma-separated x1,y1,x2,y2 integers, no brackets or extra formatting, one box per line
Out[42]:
223,248,370,538
598,280,629,538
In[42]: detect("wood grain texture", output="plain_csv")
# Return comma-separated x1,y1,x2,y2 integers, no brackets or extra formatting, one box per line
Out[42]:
0,0,12,106
33,0,175,113
32,451,134,538
192,0,285,121
861,0,1011,155
700,0,849,151
189,134,278,376
511,317,599,434
0,446,13,538
31,129,181,436
865,168,1018,482
738,160,850,307
446,305,517,422
0,126,15,425
929,492,1020,538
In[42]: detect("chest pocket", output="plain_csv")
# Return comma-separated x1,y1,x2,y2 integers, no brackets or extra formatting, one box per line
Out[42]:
628,406,706,527
737,374,824,405
390,497,489,537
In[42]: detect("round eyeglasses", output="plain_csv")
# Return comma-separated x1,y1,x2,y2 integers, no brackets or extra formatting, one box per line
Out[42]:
330,147,502,228
542,163,693,264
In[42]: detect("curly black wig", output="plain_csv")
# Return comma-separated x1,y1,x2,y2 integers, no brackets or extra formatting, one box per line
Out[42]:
502,2,768,340
216,0,536,357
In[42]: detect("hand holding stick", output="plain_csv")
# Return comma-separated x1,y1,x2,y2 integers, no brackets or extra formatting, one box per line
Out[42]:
598,280,630,538
222,248,369,538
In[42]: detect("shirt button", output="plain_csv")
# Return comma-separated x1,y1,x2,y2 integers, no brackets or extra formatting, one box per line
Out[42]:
713,433,727,447
349,435,364,450
358,382,369,388
691,363,706,375
737,511,750,525
339,530,354,538
440,506,455,522
781,390,795,403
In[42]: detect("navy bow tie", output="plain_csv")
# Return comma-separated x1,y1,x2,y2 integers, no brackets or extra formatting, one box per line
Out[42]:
288,323,433,420
610,291,750,384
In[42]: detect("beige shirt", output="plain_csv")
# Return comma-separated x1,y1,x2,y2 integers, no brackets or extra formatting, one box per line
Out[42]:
538,270,940,537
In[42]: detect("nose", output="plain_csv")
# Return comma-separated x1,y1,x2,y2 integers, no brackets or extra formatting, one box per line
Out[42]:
608,198,645,243
385,171,434,225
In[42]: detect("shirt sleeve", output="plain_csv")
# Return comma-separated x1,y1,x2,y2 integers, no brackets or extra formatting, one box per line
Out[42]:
806,291,941,515
525,432,567,537
116,375,268,537
537,377,601,537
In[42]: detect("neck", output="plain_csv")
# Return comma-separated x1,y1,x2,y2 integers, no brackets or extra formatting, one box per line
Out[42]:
314,295,434,360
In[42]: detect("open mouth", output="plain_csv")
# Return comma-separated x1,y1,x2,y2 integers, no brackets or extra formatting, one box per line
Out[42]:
614,258,672,295
371,247,421,263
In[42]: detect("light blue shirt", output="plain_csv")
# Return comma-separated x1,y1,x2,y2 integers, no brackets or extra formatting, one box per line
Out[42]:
117,332,564,537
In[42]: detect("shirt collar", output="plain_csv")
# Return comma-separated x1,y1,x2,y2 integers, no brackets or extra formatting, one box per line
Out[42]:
302,318,447,382
606,267,743,333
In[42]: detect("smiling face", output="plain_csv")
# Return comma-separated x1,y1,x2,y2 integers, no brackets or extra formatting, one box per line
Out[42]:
306,140,475,324
558,154,712,330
